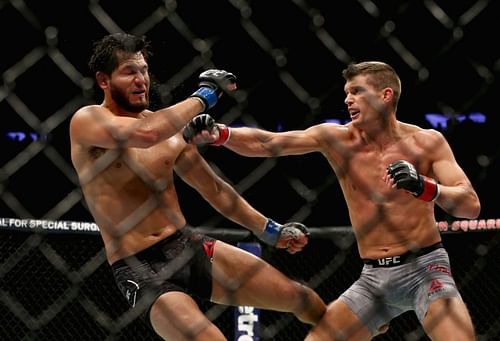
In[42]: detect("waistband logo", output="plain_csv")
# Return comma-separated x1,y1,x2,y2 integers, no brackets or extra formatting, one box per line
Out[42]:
377,256,401,266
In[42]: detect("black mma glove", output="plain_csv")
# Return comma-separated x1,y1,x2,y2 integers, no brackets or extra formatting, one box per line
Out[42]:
182,113,230,145
387,160,440,201
190,69,237,112
257,219,310,251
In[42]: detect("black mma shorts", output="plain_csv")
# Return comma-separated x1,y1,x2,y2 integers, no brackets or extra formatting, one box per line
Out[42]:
111,227,215,330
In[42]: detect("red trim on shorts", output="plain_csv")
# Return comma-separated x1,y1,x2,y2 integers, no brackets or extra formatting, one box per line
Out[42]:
203,240,215,258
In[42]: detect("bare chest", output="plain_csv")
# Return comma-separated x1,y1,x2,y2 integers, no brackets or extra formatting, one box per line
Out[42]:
90,139,181,185
338,142,426,194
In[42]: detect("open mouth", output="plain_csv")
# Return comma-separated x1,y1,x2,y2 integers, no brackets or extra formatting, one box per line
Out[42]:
131,90,146,98
349,110,360,119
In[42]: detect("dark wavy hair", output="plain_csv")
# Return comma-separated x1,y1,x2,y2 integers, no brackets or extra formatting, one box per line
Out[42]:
88,33,152,75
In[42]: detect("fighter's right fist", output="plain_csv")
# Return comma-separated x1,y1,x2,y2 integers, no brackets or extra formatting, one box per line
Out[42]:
190,69,237,111
257,219,310,254
182,114,230,146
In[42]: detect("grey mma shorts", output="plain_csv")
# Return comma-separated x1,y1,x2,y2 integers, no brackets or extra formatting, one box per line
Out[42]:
339,247,461,334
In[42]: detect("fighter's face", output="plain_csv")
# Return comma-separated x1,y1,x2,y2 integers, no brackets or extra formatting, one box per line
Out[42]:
344,74,387,127
109,52,150,113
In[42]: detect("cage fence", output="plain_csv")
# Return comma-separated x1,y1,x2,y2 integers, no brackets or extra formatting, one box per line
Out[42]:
1,218,499,340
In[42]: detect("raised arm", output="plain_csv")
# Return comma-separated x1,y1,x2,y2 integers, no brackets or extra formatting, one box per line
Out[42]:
70,70,236,150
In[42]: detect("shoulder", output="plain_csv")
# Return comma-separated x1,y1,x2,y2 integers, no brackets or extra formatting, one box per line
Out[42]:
400,121,443,138
400,122,448,150
297,123,348,149
306,122,349,137
74,104,103,115
138,109,153,119
415,127,445,144
70,105,113,144
71,105,105,124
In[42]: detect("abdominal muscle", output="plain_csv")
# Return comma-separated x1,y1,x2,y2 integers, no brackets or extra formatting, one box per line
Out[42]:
98,210,185,265
347,195,441,260
84,180,187,264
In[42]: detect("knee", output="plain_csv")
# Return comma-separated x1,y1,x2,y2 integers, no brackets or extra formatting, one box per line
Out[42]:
292,283,326,323
293,282,316,306
424,297,475,339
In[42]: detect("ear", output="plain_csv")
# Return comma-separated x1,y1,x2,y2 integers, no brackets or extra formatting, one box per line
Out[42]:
382,87,394,103
95,71,109,90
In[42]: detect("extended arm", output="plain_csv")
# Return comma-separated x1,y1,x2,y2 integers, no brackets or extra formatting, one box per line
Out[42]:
182,113,322,157
175,144,310,254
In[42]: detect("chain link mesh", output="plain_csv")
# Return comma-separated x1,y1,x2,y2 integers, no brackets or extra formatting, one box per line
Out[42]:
1,223,499,340
1,0,499,340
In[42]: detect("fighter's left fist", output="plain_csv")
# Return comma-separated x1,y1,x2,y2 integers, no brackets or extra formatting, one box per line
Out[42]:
190,69,237,111
198,69,237,96
386,160,439,201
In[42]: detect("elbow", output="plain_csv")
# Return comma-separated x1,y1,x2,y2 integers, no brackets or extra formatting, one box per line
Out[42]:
112,125,163,148
466,190,481,219
457,195,481,220
439,191,481,219
468,199,481,219
250,142,280,157
131,129,163,148
142,131,163,146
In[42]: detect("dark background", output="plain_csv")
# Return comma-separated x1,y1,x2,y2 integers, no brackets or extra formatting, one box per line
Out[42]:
1,1,499,340
0,0,498,227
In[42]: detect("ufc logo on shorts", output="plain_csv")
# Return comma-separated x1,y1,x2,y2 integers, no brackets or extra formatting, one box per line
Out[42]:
377,256,401,266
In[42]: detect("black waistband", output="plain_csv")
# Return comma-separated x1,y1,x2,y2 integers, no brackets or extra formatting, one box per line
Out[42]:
362,242,444,268
111,229,187,270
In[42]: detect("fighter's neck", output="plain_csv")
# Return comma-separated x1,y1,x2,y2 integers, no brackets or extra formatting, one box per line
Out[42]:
358,119,402,148
101,100,142,118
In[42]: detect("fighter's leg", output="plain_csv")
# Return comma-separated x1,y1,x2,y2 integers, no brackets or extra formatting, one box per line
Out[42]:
305,299,373,341
210,240,326,325
422,296,475,341
416,249,475,340
150,291,227,341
